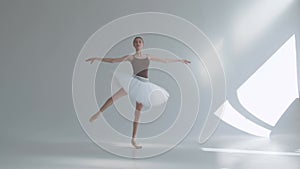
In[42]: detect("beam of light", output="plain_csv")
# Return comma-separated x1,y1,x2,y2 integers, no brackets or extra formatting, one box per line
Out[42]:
233,0,294,51
201,147,300,156
215,100,271,138
237,34,299,126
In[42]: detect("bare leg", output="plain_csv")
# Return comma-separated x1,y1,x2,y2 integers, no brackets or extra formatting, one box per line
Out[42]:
89,88,127,122
131,102,143,149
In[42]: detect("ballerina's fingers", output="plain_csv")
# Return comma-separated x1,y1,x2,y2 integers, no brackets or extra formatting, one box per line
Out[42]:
85,58,95,64
182,59,191,64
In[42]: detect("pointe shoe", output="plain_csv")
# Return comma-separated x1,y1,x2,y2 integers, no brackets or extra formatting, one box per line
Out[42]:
131,140,142,149
89,113,99,122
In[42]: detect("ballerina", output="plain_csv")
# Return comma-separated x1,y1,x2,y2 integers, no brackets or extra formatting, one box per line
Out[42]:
86,36,190,149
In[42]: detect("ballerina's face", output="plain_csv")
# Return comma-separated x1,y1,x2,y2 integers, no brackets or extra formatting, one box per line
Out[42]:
133,38,144,51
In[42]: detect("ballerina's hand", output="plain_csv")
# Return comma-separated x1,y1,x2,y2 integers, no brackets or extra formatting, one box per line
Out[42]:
182,59,191,64
85,57,99,64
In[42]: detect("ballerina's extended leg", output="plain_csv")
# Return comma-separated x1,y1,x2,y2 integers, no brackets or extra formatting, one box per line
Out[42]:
89,88,127,122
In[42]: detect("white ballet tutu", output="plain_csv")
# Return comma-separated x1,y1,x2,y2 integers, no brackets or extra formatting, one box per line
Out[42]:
114,73,169,107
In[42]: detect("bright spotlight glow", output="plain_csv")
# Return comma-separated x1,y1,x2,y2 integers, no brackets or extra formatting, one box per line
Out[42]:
237,34,299,126
201,147,300,156
233,0,294,50
215,100,271,137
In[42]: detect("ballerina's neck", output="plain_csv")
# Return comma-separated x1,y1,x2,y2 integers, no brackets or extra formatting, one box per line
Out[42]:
134,53,148,59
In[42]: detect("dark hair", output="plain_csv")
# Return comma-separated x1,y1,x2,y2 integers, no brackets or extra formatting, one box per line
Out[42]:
133,36,144,44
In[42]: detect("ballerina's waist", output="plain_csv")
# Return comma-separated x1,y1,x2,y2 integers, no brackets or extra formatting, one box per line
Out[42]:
133,75,149,82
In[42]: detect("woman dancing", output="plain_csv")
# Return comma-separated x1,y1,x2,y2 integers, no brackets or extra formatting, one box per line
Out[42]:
86,37,190,149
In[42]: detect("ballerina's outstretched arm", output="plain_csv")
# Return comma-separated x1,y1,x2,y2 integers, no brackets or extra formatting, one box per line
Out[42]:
148,55,191,64
85,55,131,64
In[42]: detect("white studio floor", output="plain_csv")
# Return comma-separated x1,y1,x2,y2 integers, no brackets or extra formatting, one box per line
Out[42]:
2,132,300,169
2,101,300,169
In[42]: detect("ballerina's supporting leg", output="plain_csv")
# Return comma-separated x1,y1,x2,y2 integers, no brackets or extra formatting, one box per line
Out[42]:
131,102,143,149
89,88,127,122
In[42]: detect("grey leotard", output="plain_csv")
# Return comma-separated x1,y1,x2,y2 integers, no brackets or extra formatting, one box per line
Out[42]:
130,55,150,78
